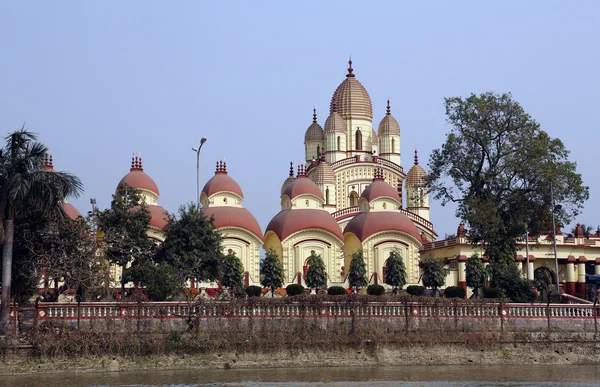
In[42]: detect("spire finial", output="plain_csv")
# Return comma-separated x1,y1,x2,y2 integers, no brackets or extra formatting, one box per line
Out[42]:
313,108,317,124
223,160,227,174
414,149,419,165
131,156,135,171
346,57,355,78
134,156,139,169
289,161,294,177
386,99,391,116
138,156,143,171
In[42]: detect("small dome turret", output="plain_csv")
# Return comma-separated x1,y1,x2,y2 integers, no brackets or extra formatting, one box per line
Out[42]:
324,98,346,134
201,161,244,200
304,108,324,142
117,156,160,196
406,150,427,187
280,162,296,197
378,100,400,136
308,152,335,185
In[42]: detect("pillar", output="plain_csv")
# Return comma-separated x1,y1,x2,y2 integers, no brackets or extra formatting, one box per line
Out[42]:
566,256,576,296
577,257,587,297
527,255,535,281
457,256,467,290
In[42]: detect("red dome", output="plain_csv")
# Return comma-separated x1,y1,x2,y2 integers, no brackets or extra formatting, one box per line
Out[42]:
202,173,244,199
266,209,343,241
283,176,324,201
62,202,81,220
361,179,401,203
201,206,264,242
148,204,169,229
344,211,421,242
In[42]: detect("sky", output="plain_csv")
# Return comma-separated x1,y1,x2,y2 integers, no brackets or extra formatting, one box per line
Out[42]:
1,1,599,239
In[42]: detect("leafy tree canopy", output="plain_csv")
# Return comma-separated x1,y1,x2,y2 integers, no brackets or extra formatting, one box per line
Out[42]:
428,92,589,268
305,252,327,291
348,250,367,290
260,248,284,296
465,254,487,298
421,256,448,292
385,249,407,291
221,251,244,294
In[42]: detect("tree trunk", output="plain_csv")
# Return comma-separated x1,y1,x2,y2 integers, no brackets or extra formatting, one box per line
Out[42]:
0,219,14,334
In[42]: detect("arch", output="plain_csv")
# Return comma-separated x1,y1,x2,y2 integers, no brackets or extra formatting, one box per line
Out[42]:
534,266,555,283
355,129,362,150
391,138,395,153
325,187,330,205
349,191,359,207
337,136,341,151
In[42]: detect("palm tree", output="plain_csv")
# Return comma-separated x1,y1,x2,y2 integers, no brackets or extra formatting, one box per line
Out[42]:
570,223,594,238
0,127,83,333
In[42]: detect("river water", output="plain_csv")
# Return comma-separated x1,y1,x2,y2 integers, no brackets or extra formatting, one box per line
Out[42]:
1,365,599,387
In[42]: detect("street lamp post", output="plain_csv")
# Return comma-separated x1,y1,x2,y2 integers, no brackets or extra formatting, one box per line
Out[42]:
192,138,207,207
551,182,560,294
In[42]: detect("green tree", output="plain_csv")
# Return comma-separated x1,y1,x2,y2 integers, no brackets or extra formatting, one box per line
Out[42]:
96,184,155,297
533,267,554,302
487,263,535,303
466,254,487,298
348,250,367,292
0,128,83,333
127,260,179,301
428,92,588,296
221,251,244,296
385,249,407,294
305,252,327,293
421,256,448,296
260,248,284,297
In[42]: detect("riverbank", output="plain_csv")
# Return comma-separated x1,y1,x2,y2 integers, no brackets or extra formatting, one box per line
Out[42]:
2,342,600,375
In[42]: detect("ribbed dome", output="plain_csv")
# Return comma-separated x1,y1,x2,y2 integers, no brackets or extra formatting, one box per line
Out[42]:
330,60,373,121
202,161,244,199
304,109,324,143
371,128,378,142
118,157,160,196
280,162,296,197
308,153,335,185
378,101,400,136
324,110,346,133
406,150,427,186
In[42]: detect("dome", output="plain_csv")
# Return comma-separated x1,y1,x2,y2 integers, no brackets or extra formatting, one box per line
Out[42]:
266,209,343,241
344,211,421,242
324,103,346,134
283,171,324,201
406,150,427,186
202,206,264,242
308,153,335,185
62,202,82,220
304,109,324,143
118,157,160,196
202,161,244,199
280,162,296,197
148,204,169,229
330,60,373,121
361,170,401,204
378,100,400,136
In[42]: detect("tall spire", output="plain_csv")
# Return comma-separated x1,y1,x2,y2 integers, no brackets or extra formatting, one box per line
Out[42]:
386,99,391,116
289,161,294,177
414,149,419,165
346,58,355,78
313,108,317,124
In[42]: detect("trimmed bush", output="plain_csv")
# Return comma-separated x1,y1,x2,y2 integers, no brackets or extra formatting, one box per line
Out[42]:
406,285,425,296
483,287,503,299
444,286,466,299
245,285,262,298
367,284,385,296
286,284,305,296
327,286,347,295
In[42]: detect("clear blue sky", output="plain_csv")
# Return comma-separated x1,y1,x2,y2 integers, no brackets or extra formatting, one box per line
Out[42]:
1,1,599,238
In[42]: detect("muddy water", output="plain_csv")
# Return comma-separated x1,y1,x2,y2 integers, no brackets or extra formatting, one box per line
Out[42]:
1,364,600,386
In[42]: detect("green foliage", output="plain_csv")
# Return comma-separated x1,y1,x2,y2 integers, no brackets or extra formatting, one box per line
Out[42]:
286,284,304,296
428,92,588,271
367,284,385,296
153,203,223,287
385,249,407,292
444,286,466,299
487,262,535,303
129,261,180,301
483,287,503,299
465,254,487,298
406,285,425,296
421,256,449,293
260,249,284,296
533,267,554,301
245,285,262,298
327,286,347,295
305,252,327,291
347,250,367,290
221,251,244,294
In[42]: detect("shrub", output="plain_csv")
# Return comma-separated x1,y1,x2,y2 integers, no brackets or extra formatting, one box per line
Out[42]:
327,286,347,295
286,284,305,296
245,285,262,298
406,285,425,296
483,287,503,299
367,284,385,296
444,286,466,299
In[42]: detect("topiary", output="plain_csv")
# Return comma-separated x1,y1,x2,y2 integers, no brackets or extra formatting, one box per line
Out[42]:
444,286,466,299
245,285,262,298
406,285,425,296
367,284,385,296
483,287,503,299
327,286,347,296
286,284,305,296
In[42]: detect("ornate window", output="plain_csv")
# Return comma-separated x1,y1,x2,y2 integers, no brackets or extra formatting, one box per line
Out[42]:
337,136,341,151
391,138,395,153
355,129,362,150
349,191,359,207
325,187,330,205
